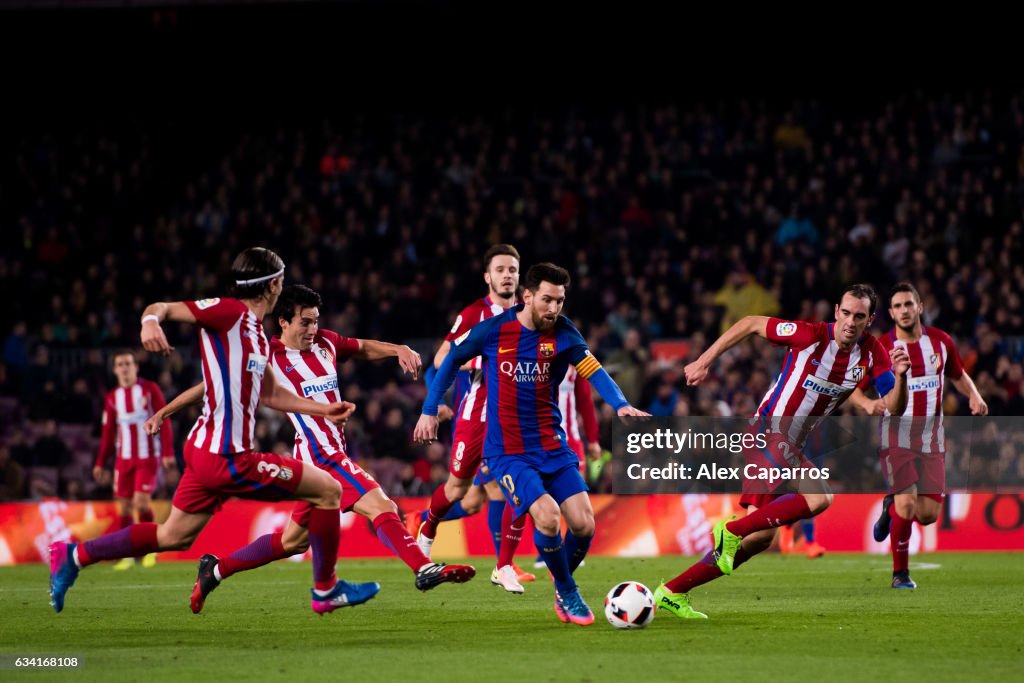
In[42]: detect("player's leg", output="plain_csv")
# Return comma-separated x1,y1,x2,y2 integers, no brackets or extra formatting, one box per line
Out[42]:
714,488,831,575
801,517,825,558
418,472,474,555
656,508,777,621
460,482,486,516
133,486,159,567
419,419,485,550
890,486,919,589
558,491,594,573
496,495,535,584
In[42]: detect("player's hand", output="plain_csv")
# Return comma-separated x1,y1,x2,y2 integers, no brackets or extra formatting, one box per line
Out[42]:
867,399,886,416
144,412,165,435
413,414,440,444
395,345,422,379
141,319,174,356
617,406,651,418
586,442,603,461
890,346,910,377
92,466,111,486
161,456,177,472
437,404,454,423
324,401,356,426
684,360,709,386
969,394,989,416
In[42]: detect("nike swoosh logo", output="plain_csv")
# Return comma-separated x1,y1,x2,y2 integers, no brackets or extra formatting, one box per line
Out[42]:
715,533,724,559
498,347,515,354
810,359,822,366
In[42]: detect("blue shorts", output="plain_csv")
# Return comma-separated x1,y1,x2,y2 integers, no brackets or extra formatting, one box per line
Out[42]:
485,447,589,518
473,461,495,486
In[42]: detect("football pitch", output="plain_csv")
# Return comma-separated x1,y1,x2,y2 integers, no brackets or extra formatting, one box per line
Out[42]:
1,553,1020,682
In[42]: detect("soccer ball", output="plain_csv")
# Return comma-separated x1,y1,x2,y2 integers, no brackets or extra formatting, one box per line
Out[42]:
604,581,655,629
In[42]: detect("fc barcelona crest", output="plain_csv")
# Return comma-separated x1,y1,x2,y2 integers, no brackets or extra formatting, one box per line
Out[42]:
538,342,555,358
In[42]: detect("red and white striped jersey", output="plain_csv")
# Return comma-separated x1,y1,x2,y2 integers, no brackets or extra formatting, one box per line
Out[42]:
184,297,270,455
557,366,600,444
97,379,172,467
269,330,360,463
876,326,964,453
445,296,506,423
756,317,893,445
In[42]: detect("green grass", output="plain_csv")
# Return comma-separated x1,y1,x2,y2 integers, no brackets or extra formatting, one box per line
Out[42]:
1,553,1021,682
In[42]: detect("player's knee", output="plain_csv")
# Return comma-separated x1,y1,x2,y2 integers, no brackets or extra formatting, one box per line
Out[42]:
318,480,342,509
568,516,594,538
915,509,939,525
284,537,309,554
461,497,483,515
895,498,916,520
444,479,470,502
532,508,560,536
804,492,832,515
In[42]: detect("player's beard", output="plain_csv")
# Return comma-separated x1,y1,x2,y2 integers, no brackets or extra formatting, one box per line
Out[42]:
896,316,919,335
491,283,516,301
532,308,556,331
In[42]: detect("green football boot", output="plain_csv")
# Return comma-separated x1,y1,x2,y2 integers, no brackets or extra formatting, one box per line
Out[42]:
653,583,708,619
712,516,742,575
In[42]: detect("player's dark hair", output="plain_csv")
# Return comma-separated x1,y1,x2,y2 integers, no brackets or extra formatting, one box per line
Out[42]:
524,263,571,292
274,285,323,325
841,283,879,316
111,349,136,365
889,281,921,305
230,247,285,299
483,244,521,270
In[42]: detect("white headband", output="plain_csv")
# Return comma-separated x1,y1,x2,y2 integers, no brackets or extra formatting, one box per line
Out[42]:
235,268,284,286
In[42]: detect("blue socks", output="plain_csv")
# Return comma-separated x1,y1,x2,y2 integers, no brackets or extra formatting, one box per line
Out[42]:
801,518,815,543
534,530,575,596
564,531,592,573
488,500,505,557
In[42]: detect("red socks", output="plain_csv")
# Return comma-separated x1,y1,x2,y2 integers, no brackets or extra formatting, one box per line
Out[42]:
373,511,431,571
307,508,340,591
665,545,755,594
138,509,154,524
218,532,288,579
422,485,455,539
727,494,812,537
891,504,913,573
497,503,525,568
78,523,159,567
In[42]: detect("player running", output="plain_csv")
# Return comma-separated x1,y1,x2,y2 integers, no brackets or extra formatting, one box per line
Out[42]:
148,284,475,613
93,349,177,570
414,263,649,625
415,244,536,591
849,282,988,589
654,284,910,620
49,248,357,616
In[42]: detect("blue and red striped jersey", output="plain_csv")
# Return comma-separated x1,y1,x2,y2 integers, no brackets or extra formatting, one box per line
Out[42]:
425,305,626,457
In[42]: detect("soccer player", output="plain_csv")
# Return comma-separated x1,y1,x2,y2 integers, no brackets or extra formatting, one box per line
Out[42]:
414,263,649,625
148,284,475,613
49,248,358,616
849,282,988,589
415,244,536,592
93,349,177,570
653,284,910,620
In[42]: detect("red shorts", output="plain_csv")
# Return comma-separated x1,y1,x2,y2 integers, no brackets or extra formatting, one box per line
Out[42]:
741,431,819,497
291,455,381,526
114,458,158,498
449,418,485,479
881,447,945,503
172,443,306,514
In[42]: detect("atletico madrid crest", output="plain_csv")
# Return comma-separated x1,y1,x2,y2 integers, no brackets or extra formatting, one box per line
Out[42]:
538,342,555,358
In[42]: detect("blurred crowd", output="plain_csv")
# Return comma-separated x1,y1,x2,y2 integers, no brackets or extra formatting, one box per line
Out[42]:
3,88,1024,501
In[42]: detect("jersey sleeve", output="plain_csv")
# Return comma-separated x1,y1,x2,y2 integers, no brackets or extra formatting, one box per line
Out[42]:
424,316,494,415
941,332,965,380
764,318,824,348
561,320,629,411
444,303,481,342
96,392,117,468
182,297,245,331
867,336,897,396
319,329,361,362
145,381,174,459
574,377,600,443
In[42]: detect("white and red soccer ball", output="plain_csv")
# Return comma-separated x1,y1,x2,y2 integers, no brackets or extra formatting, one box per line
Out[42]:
604,581,655,629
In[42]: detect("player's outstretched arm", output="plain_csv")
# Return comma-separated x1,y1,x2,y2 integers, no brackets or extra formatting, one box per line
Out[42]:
356,339,423,379
952,373,989,415
140,302,197,356
145,382,205,436
260,369,356,425
847,387,887,416
883,346,910,416
684,315,770,386
571,349,651,418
